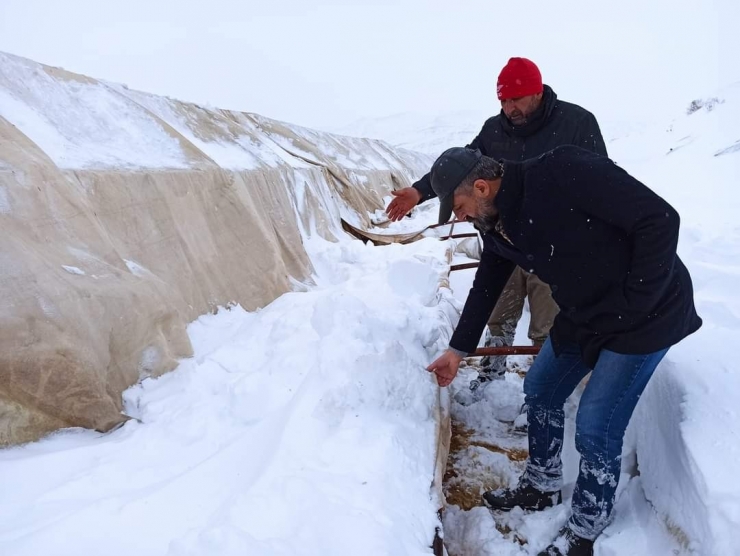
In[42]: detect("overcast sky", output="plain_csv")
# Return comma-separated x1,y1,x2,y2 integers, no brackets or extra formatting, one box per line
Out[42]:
1,0,737,131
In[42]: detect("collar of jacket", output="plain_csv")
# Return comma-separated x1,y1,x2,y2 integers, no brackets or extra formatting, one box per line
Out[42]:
484,160,526,247
500,84,558,138
493,160,525,222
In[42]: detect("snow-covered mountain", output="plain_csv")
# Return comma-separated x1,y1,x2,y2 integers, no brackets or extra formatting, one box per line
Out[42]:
330,85,740,172
329,109,487,157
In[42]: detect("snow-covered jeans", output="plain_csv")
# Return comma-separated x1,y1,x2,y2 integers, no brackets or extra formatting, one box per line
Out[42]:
521,339,669,540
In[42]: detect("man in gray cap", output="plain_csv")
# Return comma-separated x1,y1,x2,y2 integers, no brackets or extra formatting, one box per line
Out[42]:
425,146,701,555
388,58,607,405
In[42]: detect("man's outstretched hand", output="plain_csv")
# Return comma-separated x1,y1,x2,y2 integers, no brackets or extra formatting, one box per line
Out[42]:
427,349,464,387
385,187,422,221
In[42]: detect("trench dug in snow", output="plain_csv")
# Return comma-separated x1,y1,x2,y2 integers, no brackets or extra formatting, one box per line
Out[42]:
438,292,690,556
443,363,530,516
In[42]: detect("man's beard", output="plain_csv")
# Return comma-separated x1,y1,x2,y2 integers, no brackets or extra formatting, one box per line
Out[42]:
469,197,498,233
508,110,526,125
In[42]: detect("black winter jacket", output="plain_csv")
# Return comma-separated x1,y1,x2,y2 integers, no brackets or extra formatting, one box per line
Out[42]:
413,86,607,202
449,146,702,368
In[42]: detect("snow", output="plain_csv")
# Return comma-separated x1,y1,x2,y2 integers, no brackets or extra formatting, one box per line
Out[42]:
0,53,191,169
330,110,488,157
124,259,152,278
609,86,740,556
1,57,739,556
0,186,11,213
367,195,439,233
61,265,85,275
365,196,478,244
107,85,290,171
0,237,457,556
330,109,502,157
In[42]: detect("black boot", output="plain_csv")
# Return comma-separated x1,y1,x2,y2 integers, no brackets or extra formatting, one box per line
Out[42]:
537,527,594,556
482,481,561,511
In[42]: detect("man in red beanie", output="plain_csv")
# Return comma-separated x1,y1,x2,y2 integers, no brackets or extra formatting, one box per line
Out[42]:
386,57,607,405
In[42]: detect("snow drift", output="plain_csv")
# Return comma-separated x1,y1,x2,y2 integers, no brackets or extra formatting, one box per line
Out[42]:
0,236,458,556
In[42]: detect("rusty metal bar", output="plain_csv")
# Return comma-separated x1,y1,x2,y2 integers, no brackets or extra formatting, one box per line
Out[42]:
439,232,478,240
428,219,463,229
450,262,479,272
473,346,541,356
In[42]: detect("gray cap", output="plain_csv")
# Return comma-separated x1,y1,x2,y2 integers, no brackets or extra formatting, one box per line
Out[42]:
430,147,482,225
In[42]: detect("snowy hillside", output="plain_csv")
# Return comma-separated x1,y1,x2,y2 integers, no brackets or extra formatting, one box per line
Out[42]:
609,84,740,556
330,84,740,171
329,110,488,157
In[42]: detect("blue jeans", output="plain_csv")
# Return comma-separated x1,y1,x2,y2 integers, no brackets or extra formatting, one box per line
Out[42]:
522,339,668,540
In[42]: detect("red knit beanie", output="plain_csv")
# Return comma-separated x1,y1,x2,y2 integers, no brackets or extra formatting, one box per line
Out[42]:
497,57,543,100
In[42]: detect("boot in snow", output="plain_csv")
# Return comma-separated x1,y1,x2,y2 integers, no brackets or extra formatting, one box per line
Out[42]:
455,333,509,406
482,480,561,511
537,527,594,556
454,367,505,405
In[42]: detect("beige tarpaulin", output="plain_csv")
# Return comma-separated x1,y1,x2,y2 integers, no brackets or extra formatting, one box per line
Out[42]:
0,51,433,446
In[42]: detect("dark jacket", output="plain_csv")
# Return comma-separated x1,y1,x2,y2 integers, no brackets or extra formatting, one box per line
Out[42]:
413,86,607,202
449,146,702,368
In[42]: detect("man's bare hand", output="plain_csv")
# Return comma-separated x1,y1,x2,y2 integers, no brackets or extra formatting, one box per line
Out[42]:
385,187,422,221
427,350,464,387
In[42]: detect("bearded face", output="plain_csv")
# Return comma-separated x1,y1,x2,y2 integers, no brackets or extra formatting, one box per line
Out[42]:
470,195,499,233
